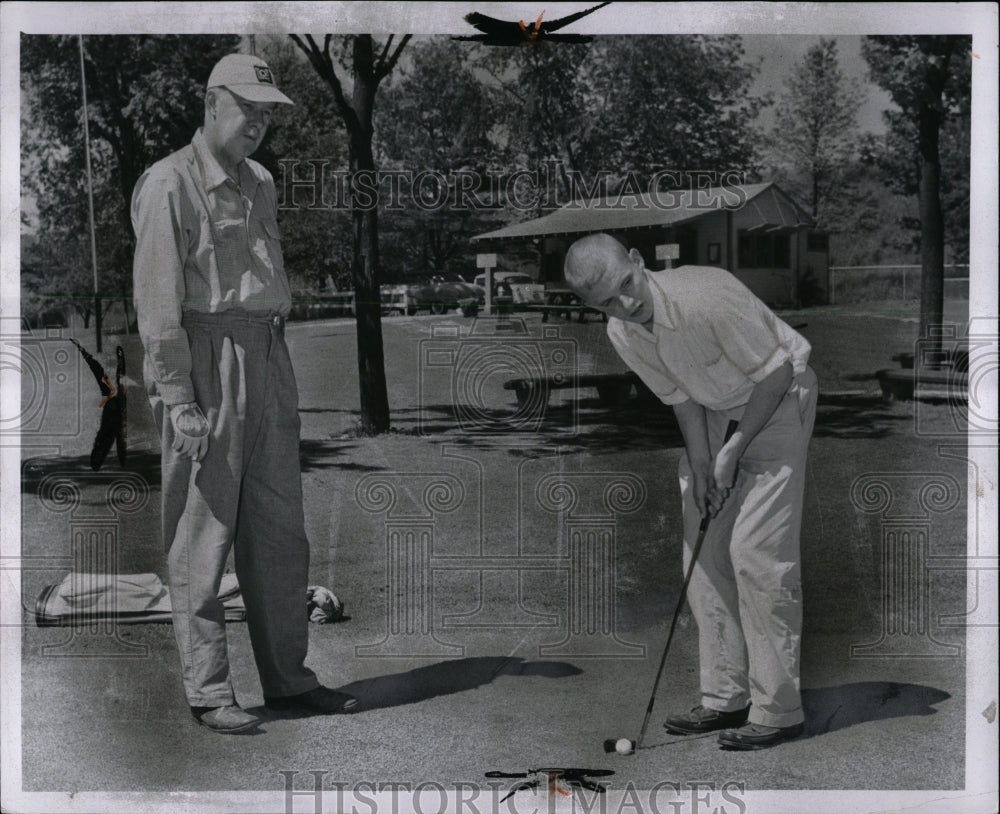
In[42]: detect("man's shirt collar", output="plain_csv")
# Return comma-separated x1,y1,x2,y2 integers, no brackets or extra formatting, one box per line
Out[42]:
618,268,676,340
192,129,259,195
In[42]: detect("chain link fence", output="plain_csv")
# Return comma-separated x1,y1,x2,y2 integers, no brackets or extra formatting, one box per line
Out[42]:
829,265,969,305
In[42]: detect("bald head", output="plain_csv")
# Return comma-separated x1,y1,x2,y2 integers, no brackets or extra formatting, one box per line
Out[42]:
563,233,632,296
563,234,655,327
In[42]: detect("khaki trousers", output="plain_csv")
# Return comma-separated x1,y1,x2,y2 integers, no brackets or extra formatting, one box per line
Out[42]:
147,310,319,706
678,367,817,728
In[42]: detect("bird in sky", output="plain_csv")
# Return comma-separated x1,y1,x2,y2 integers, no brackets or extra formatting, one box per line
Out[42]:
453,2,611,46
70,340,128,470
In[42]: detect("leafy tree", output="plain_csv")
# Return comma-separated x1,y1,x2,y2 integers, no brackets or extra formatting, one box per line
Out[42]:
859,79,970,266
765,38,867,226
20,34,242,332
374,38,503,276
477,36,766,206
290,34,411,436
863,35,971,351
477,39,592,210
254,35,354,292
589,36,766,188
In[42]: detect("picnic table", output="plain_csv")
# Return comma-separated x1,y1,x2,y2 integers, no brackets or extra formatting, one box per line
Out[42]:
531,288,606,323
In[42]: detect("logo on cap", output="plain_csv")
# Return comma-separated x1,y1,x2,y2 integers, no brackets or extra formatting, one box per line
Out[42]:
254,66,274,85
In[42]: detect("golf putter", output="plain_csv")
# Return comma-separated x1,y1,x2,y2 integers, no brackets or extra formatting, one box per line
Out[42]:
634,418,740,751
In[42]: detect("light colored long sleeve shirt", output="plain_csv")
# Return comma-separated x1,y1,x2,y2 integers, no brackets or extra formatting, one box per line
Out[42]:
131,129,291,405
607,266,811,411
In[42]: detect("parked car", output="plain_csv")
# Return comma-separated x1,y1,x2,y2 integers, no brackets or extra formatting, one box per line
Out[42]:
472,271,534,295
467,272,545,315
397,271,483,315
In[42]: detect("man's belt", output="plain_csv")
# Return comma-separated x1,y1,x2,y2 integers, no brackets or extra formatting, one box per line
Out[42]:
182,309,285,331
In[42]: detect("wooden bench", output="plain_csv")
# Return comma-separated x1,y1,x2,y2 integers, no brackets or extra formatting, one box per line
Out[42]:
528,288,607,323
876,367,969,402
518,303,605,323
504,372,660,410
543,304,606,323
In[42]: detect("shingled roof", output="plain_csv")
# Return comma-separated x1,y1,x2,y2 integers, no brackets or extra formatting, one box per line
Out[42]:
472,181,814,241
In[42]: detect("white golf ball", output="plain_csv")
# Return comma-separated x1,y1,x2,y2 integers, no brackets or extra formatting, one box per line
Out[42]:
615,738,633,754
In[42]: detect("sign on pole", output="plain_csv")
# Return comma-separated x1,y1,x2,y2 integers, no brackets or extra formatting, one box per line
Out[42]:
655,244,680,260
656,243,680,269
477,254,498,315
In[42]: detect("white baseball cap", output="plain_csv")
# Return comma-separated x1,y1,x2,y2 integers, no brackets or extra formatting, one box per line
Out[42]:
207,54,294,105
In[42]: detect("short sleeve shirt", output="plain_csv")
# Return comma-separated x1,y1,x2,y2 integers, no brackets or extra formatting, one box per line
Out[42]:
607,266,811,411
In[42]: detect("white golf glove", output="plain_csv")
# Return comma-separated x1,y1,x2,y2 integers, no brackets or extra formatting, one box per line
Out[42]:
169,402,210,461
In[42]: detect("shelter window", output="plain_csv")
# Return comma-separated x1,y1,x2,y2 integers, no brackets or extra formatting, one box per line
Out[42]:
738,233,790,269
807,232,829,252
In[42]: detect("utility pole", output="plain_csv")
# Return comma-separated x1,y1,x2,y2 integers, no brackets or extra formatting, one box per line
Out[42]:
78,35,101,351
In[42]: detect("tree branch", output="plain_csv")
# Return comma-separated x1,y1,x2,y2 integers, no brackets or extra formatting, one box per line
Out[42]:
378,34,412,82
291,33,360,133
376,35,394,73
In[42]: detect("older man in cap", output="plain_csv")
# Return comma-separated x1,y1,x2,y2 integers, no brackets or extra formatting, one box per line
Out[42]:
131,53,357,733
564,233,817,750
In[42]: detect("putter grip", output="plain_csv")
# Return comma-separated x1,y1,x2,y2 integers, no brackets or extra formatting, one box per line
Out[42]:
698,420,740,532
723,419,740,442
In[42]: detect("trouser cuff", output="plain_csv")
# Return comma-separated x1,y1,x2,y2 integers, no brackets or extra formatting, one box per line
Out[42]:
702,694,750,714
749,708,805,728
262,677,321,698
187,693,236,708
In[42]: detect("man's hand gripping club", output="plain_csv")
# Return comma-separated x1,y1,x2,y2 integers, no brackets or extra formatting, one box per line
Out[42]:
673,361,795,519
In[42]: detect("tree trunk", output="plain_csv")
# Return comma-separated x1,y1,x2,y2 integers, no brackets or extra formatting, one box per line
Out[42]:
350,36,391,435
918,110,944,364
916,41,952,365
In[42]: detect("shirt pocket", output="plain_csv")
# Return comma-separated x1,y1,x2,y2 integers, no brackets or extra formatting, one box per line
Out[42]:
209,215,250,280
250,215,282,274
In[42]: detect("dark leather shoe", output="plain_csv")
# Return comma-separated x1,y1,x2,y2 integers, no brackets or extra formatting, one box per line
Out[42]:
663,704,751,735
191,705,260,734
265,685,359,715
717,722,805,750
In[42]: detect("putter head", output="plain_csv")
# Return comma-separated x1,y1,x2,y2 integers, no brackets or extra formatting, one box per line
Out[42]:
602,739,636,755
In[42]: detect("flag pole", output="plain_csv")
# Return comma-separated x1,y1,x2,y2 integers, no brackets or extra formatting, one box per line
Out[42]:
78,35,101,352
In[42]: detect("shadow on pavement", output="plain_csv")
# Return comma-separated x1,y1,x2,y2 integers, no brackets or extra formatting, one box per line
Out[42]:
298,439,386,474
309,657,583,713
20,450,162,499
812,394,911,440
800,681,951,739
356,390,915,452
380,402,685,456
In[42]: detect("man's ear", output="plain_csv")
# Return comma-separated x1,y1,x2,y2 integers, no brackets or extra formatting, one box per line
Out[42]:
205,89,218,119
628,247,644,267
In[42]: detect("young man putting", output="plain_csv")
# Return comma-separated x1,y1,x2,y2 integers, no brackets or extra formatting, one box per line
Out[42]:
564,233,817,750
